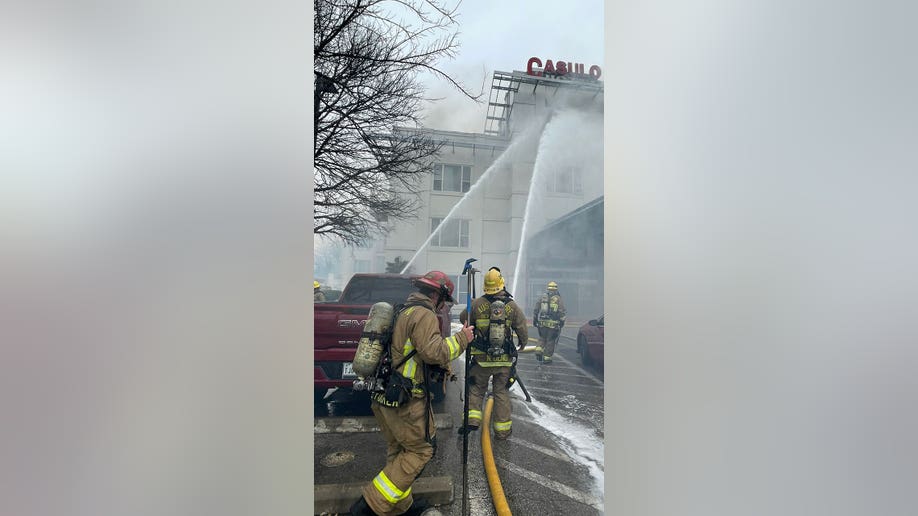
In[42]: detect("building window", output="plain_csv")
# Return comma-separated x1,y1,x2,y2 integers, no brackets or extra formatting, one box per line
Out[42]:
430,217,469,248
354,260,371,273
547,165,583,194
455,278,469,305
433,164,471,193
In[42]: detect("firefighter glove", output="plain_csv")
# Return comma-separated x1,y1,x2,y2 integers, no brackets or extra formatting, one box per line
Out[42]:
460,323,474,343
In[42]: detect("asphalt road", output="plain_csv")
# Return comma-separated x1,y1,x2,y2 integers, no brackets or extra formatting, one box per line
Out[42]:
314,325,605,515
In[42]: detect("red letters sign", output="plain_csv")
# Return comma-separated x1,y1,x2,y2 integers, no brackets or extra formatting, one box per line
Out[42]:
526,57,601,80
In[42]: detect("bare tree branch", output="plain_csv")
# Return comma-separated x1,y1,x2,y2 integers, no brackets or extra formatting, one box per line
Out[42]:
314,0,482,245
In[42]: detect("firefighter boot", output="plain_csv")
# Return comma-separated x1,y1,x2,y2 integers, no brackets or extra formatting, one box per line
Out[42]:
542,355,553,364
348,495,377,516
494,428,512,440
402,497,431,516
457,424,479,435
532,345,544,363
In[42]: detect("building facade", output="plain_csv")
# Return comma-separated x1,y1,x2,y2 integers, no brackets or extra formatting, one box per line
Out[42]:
522,196,604,320
321,64,604,312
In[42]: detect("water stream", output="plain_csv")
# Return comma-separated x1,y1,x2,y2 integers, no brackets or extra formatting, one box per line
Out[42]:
400,117,549,274
510,113,558,299
510,108,604,303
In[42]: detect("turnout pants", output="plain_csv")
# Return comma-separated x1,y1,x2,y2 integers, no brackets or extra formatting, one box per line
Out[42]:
538,327,561,359
363,397,435,516
466,363,513,438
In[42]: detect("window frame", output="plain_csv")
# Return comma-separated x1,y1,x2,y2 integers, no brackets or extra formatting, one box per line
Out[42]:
430,217,470,248
432,163,472,193
546,165,583,194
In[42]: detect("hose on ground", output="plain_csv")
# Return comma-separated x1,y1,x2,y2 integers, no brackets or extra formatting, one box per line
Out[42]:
481,396,512,516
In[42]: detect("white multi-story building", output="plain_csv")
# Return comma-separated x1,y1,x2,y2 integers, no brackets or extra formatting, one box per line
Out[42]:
317,63,604,310
381,66,604,306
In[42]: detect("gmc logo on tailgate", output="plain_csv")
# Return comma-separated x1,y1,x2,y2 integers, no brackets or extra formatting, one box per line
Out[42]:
338,319,366,328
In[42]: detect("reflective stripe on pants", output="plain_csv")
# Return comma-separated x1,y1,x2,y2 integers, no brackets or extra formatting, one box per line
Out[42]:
468,409,482,424
372,470,411,504
493,419,512,432
467,364,512,435
362,398,433,516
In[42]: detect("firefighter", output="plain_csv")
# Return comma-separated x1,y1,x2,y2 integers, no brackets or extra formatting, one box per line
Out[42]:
458,267,528,440
350,271,474,516
489,266,512,298
533,281,566,364
314,281,326,303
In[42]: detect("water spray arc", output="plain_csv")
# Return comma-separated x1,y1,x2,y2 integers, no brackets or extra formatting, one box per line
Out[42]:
400,118,550,274
510,111,558,299
399,153,512,273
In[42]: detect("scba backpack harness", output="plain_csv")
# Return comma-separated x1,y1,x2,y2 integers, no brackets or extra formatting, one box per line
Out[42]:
351,300,428,405
470,297,515,359
469,296,530,400
537,293,562,329
352,300,445,445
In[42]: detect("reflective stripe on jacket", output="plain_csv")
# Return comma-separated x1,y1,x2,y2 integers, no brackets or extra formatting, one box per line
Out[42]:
390,292,469,396
469,348,512,367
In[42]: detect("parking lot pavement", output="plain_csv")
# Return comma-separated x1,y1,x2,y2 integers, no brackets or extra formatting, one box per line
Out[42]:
313,326,605,515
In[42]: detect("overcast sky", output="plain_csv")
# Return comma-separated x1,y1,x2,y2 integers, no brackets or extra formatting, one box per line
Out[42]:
419,0,605,133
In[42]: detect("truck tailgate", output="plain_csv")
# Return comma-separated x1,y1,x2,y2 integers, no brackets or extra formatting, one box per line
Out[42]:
313,304,370,349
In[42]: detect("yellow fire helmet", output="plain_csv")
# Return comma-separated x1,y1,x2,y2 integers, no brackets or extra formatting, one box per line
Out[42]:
489,267,506,292
547,281,558,291
483,268,503,295
314,281,321,289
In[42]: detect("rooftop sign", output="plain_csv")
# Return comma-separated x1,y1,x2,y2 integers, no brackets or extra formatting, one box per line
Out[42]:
526,57,602,80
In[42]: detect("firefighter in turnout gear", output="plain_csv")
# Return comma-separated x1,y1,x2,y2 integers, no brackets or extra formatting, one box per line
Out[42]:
314,280,326,303
350,271,474,516
458,267,528,439
533,281,566,364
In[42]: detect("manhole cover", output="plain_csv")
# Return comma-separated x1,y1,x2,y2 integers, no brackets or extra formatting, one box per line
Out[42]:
320,450,355,467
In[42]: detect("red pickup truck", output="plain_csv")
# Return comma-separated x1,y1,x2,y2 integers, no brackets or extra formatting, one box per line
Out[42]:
314,273,453,400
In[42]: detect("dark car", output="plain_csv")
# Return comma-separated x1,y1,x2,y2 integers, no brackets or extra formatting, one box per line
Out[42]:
577,315,604,368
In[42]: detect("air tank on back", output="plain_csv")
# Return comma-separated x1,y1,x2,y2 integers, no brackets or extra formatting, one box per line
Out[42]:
352,301,394,378
488,300,507,356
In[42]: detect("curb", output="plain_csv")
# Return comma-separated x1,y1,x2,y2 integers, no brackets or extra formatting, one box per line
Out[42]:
315,413,454,434
314,475,454,515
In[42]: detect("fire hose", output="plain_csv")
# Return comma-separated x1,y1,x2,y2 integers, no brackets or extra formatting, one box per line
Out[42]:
481,396,512,516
